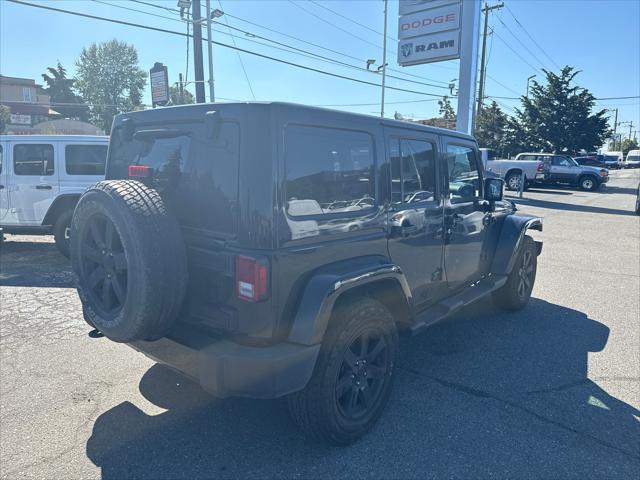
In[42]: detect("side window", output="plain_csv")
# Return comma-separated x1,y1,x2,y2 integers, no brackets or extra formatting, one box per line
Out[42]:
14,144,54,176
0,145,3,174
390,138,436,204
447,145,480,203
552,156,570,167
519,155,534,161
285,125,375,216
65,145,108,175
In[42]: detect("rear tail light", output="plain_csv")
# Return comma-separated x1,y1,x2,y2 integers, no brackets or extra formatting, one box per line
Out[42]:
128,165,152,178
236,255,269,302
537,162,544,172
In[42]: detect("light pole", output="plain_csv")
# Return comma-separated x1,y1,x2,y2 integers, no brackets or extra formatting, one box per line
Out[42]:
205,5,224,103
380,0,388,118
526,74,536,97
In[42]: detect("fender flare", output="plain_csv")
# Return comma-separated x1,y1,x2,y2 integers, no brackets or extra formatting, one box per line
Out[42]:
288,259,413,346
491,214,542,275
42,194,81,226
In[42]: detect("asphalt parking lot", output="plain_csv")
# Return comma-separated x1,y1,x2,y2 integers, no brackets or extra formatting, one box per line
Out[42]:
1,170,639,479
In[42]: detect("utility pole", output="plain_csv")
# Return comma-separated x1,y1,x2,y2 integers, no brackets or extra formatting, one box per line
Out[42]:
629,121,634,140
205,0,214,102
380,0,388,118
613,108,618,150
192,0,206,103
178,73,184,104
476,1,503,116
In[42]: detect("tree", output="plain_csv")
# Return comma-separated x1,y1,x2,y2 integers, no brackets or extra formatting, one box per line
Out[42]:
511,66,610,154
75,40,146,132
475,101,508,150
169,85,194,105
621,138,639,156
41,62,88,121
417,96,457,130
0,104,10,133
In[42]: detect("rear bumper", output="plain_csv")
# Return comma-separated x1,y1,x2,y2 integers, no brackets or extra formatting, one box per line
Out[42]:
130,330,321,399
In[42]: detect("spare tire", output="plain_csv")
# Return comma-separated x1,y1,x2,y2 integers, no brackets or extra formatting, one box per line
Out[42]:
71,180,187,342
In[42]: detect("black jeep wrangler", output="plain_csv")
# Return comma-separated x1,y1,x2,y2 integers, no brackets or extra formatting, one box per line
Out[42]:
71,102,542,445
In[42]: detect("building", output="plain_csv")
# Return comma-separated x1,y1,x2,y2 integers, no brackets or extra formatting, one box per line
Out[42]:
0,75,61,133
1,75,104,135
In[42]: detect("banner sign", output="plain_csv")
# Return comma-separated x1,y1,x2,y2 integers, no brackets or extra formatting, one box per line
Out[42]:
398,0,462,66
398,30,460,66
398,2,461,39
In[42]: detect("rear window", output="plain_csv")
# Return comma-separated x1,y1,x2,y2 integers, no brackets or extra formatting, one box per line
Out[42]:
107,122,240,236
14,144,54,176
65,145,107,175
284,125,375,216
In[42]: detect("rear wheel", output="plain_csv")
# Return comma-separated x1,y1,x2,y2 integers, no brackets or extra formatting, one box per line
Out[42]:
505,171,524,191
287,297,398,445
53,210,73,258
492,235,537,311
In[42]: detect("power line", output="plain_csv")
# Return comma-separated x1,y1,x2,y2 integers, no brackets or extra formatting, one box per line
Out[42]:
492,30,541,73
7,0,444,99
494,13,547,71
308,0,397,41
129,0,181,14
85,0,452,91
504,4,561,70
288,0,382,51
316,99,439,107
218,0,256,100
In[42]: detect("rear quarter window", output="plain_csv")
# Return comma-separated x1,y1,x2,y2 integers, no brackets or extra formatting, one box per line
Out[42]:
65,145,108,175
284,125,375,216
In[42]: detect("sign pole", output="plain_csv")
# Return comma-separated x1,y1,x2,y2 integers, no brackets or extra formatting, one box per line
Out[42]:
456,0,481,135
381,0,388,118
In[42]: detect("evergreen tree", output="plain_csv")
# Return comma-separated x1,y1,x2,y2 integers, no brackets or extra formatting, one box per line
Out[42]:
475,101,508,151
41,62,88,121
511,67,610,154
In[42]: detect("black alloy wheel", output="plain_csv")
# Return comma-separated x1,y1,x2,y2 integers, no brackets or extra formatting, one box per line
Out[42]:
79,214,128,316
516,248,534,300
335,331,389,420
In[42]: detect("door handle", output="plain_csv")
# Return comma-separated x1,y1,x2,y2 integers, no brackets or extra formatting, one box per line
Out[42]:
35,184,52,190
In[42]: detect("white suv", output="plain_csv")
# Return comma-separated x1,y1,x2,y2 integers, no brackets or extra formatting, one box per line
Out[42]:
0,135,108,257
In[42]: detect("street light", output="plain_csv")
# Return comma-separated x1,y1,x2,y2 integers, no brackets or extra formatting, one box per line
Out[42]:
205,2,223,102
526,74,536,97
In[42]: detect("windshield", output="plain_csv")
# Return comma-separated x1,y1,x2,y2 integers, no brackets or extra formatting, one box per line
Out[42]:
604,156,618,162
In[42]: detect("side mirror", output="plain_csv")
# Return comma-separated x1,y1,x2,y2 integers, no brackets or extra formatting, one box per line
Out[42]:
484,177,504,202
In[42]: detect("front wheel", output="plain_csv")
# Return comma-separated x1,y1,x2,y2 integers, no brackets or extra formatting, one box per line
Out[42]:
287,297,398,445
492,235,537,311
579,176,599,191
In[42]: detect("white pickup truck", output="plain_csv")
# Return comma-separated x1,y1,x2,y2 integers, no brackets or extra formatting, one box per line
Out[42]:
479,149,545,191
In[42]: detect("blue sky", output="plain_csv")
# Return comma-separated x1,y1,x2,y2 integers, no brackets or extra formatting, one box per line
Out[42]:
1,0,638,134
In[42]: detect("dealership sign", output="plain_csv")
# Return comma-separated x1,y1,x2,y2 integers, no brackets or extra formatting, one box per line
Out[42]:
398,0,462,66
10,114,31,125
150,62,169,107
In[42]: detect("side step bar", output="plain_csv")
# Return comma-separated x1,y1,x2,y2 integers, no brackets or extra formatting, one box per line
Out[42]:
410,275,508,335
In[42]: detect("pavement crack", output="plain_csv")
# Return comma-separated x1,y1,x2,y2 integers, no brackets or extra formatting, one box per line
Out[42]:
399,366,640,461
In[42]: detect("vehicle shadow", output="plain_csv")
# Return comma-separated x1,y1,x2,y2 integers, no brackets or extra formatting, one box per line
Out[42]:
85,298,640,479
0,239,74,288
601,185,639,195
510,197,637,216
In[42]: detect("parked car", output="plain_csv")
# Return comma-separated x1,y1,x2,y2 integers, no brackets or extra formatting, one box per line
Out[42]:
71,102,543,445
0,135,108,257
516,153,609,191
605,151,624,168
625,149,640,168
601,154,621,169
635,183,640,215
479,148,545,191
